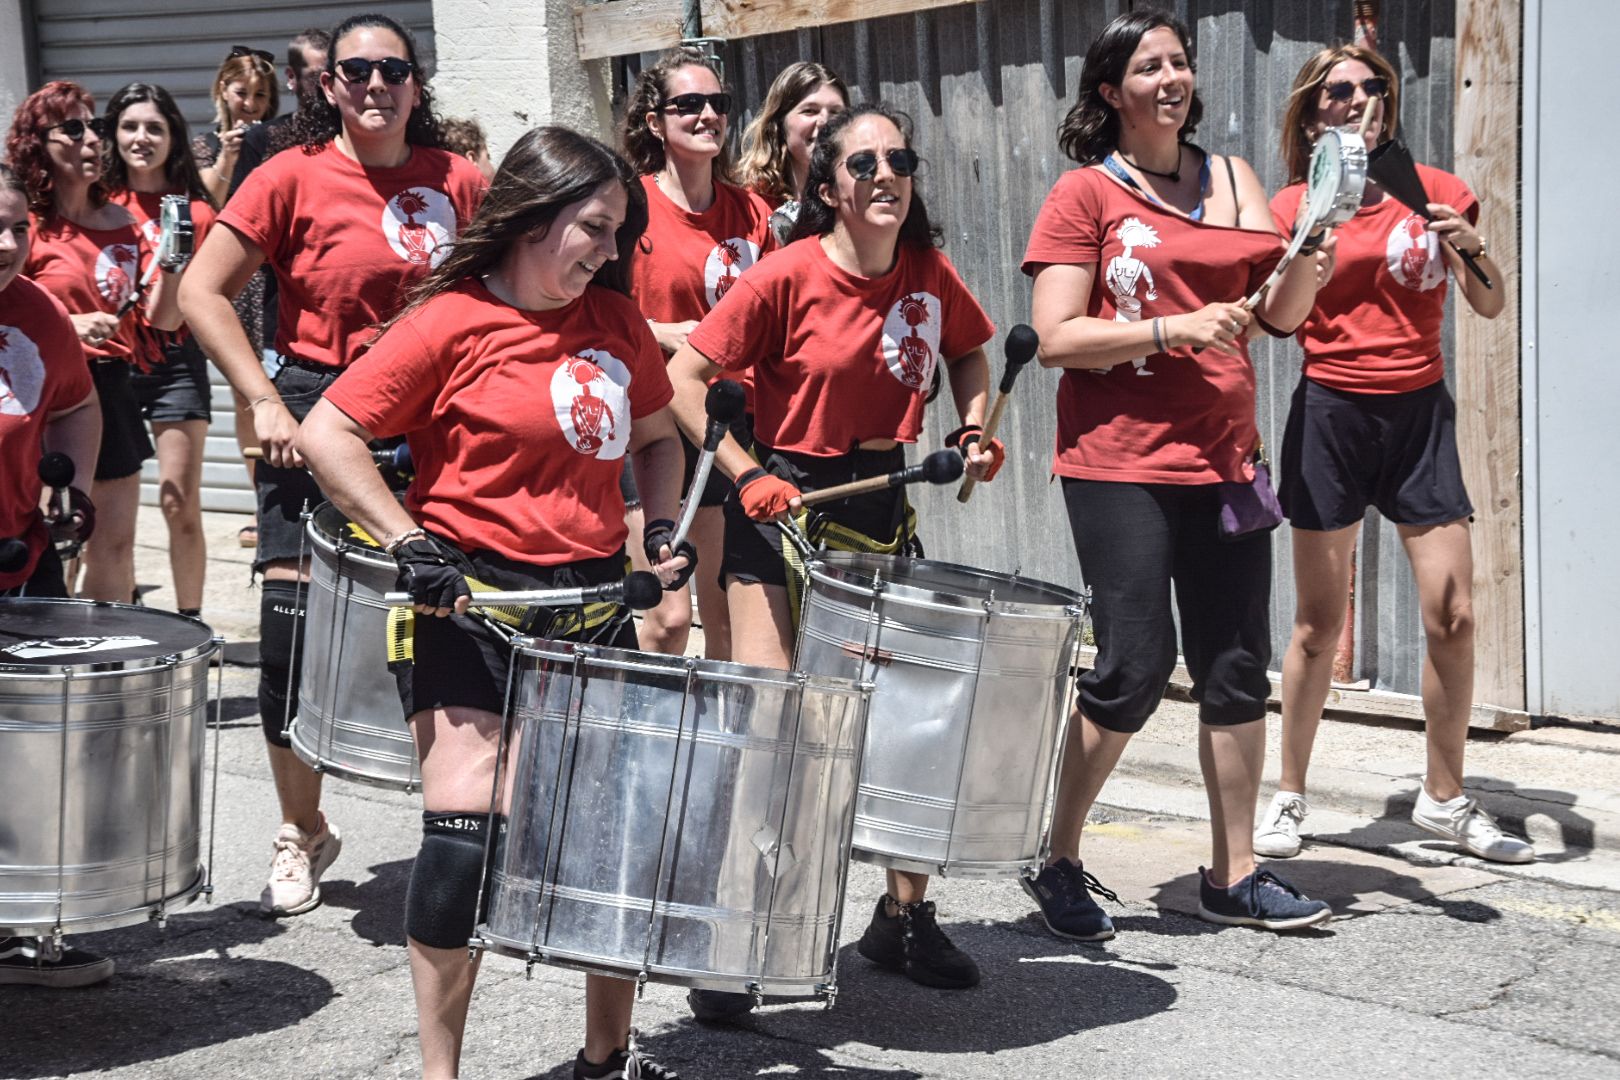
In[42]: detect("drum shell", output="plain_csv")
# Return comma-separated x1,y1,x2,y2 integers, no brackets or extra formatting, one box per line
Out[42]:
291,507,418,792
0,600,215,936
798,554,1082,878
481,643,868,996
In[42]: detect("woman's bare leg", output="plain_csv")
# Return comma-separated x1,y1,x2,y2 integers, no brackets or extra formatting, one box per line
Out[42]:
1277,524,1361,795
1398,519,1475,802
79,473,141,603
152,419,208,611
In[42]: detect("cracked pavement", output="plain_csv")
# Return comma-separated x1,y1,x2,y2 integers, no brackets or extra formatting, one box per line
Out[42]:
4,664,1617,1079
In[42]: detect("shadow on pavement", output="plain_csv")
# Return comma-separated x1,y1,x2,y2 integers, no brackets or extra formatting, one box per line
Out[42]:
523,1035,929,1080
1150,860,1497,926
1343,780,1597,864
320,857,413,947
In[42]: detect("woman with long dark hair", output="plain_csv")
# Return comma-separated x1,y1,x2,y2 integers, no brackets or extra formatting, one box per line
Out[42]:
104,82,217,617
7,81,184,604
1021,10,1331,939
619,48,775,664
738,60,850,244
298,125,686,1080
1251,45,1527,864
181,12,485,921
668,102,1000,1019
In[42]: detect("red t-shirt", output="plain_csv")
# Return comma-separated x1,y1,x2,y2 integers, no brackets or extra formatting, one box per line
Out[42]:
0,276,94,589
24,212,153,364
219,142,486,369
324,280,672,565
1022,167,1284,484
1271,163,1478,394
630,175,775,324
687,237,995,456
108,188,218,367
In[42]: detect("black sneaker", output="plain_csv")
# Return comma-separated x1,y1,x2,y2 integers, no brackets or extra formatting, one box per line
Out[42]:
857,894,981,989
1020,858,1118,941
1196,866,1333,931
0,936,115,987
686,987,756,1023
574,1045,681,1079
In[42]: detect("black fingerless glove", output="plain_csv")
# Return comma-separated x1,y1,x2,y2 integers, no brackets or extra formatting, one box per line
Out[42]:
642,517,698,593
393,535,471,611
58,485,97,545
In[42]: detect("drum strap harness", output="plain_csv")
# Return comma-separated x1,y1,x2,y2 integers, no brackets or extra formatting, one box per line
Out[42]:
780,505,921,627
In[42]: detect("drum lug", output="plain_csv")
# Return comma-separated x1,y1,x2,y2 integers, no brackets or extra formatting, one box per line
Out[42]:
43,929,64,962
816,981,837,1008
746,980,764,1007
525,951,540,979
635,970,649,999
152,902,169,929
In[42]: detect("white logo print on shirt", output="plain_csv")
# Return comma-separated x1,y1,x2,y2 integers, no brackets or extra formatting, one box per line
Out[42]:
0,325,47,416
1104,217,1161,376
1386,213,1446,292
95,243,140,306
382,187,456,267
551,350,632,461
881,292,942,390
703,237,762,307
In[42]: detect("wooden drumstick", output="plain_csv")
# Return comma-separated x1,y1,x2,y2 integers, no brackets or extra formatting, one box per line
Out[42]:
797,449,963,508
957,324,1039,504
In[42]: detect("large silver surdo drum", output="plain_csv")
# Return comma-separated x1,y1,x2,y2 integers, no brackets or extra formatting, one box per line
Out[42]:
797,553,1084,878
0,599,218,937
289,502,418,791
479,640,870,998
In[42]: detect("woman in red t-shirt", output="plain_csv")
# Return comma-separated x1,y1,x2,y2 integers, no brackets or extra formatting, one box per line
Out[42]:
669,103,1000,1014
104,82,218,618
181,14,486,921
1020,11,1331,938
1251,46,1528,866
298,126,688,1080
620,48,775,662
738,61,850,245
6,81,184,606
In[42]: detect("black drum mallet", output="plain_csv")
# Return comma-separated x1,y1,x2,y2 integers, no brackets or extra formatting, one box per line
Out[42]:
797,449,964,508
956,323,1038,504
669,379,748,551
39,452,84,559
384,569,664,612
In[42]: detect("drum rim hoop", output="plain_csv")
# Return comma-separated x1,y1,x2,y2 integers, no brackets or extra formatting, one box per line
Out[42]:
805,551,1086,613
511,637,869,698
0,597,218,673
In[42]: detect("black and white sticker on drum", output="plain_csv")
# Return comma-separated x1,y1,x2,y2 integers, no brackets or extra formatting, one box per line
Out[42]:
3,635,161,658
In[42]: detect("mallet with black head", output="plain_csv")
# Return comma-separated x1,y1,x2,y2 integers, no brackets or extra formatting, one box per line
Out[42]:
957,323,1039,503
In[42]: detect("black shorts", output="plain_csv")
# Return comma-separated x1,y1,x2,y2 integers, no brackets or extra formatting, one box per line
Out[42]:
1279,377,1474,533
91,360,155,482
0,542,68,599
1063,478,1272,733
130,337,212,424
723,443,913,589
681,413,753,508
402,545,639,717
253,361,339,572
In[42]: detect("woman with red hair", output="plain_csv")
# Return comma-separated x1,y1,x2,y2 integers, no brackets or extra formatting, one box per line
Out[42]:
6,81,184,604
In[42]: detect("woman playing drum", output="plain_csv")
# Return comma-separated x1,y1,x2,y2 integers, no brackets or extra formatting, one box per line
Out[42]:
668,102,1001,1016
298,125,688,1080
1251,46,1528,864
181,13,485,918
1021,10,1332,938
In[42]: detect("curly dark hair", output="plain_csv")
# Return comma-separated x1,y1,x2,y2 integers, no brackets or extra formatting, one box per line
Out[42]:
5,82,108,214
1057,10,1202,165
386,127,647,330
619,48,733,181
285,14,446,155
102,83,214,207
790,103,941,249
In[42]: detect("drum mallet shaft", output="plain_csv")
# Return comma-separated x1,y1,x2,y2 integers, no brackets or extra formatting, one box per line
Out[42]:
957,323,1039,504
670,379,747,551
798,449,963,508
243,444,411,471
384,570,664,611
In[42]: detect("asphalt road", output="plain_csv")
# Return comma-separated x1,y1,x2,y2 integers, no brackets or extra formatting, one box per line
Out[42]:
3,664,1617,1080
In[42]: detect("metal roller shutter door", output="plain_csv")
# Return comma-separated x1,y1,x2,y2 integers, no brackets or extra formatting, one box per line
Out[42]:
31,0,435,512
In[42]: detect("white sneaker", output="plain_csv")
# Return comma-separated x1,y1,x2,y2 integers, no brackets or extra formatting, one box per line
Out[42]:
1411,789,1535,864
1253,791,1309,858
259,816,343,916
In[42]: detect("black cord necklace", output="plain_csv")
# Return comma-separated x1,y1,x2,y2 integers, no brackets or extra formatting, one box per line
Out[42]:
1122,148,1182,182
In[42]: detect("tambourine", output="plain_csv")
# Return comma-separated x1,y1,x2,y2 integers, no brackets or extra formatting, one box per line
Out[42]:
156,194,194,270
1308,126,1368,230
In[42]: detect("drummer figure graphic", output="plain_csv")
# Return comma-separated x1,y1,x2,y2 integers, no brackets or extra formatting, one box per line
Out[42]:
1104,216,1160,375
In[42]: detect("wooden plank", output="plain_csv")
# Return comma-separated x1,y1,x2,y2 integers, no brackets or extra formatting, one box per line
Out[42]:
1453,0,1525,710
702,0,982,41
573,0,686,60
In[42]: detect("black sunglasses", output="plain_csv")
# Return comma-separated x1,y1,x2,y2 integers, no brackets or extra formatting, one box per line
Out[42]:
44,117,107,141
228,45,276,64
657,92,732,117
1322,76,1388,102
841,147,920,181
334,57,416,86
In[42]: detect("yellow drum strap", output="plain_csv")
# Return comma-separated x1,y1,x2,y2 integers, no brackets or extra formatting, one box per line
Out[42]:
783,502,918,625
384,576,624,663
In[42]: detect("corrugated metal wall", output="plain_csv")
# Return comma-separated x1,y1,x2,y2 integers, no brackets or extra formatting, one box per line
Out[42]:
713,0,1458,695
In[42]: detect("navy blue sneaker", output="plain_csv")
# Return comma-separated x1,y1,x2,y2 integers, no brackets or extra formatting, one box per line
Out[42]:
1020,858,1118,941
1197,866,1333,931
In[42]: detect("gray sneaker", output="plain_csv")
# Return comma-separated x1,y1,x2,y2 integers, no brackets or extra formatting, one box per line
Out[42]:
1254,791,1309,859
1412,789,1535,864
0,936,115,987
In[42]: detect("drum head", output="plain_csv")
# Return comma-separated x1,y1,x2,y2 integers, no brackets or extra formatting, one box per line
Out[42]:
809,553,1084,614
0,598,215,672
309,500,391,562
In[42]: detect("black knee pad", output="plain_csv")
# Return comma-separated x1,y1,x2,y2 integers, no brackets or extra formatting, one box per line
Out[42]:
258,580,306,748
405,812,505,950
